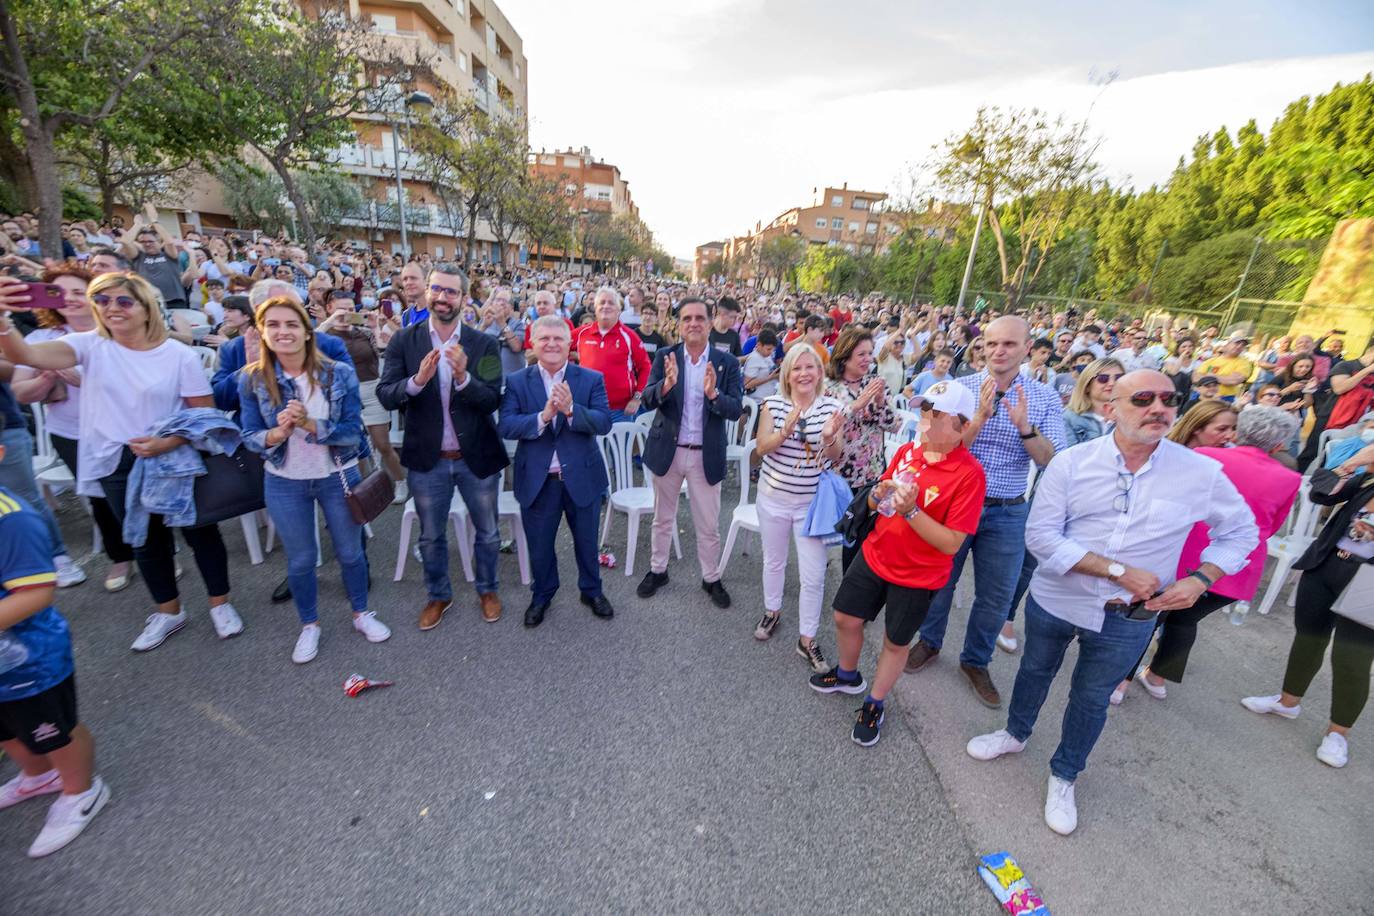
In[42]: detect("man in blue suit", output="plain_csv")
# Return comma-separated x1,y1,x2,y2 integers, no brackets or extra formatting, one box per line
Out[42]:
499,315,613,627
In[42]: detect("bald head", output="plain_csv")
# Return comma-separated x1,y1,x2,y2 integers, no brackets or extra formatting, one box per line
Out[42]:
1112,369,1178,444
983,315,1033,378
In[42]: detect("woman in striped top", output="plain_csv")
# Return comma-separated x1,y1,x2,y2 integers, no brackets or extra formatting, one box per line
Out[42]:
754,344,844,672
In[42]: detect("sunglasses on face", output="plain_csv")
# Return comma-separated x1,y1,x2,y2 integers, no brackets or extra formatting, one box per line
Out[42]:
1126,390,1184,408
1094,373,1122,385
91,293,138,309
429,284,463,298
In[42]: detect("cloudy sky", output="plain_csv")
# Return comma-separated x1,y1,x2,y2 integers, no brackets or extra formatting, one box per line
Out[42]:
501,0,1374,258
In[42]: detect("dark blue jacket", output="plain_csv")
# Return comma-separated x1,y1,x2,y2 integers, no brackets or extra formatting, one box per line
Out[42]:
639,343,744,486
498,362,610,509
212,333,352,413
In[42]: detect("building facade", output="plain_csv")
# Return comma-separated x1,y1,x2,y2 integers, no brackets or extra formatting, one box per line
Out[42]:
693,241,725,283
524,147,641,270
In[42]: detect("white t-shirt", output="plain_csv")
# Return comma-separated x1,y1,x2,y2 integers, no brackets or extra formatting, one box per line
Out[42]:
23,327,82,439
266,372,358,481
742,350,779,399
62,332,212,497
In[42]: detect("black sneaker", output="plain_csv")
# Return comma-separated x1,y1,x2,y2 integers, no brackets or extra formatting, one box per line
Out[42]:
753,611,781,641
796,638,828,673
701,579,731,608
852,700,885,747
809,666,867,695
637,570,668,598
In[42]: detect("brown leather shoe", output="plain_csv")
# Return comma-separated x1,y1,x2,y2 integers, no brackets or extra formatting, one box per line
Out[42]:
961,663,1002,708
479,592,502,623
418,599,452,631
904,640,939,673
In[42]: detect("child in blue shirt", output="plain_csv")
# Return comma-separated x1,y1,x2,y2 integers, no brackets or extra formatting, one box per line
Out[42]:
0,469,109,858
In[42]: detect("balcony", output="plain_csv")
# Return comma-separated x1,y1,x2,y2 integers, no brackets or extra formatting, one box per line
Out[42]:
368,27,464,87
339,201,465,236
328,145,424,176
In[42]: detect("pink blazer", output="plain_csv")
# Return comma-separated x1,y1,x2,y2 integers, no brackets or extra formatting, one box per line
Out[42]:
1177,445,1301,600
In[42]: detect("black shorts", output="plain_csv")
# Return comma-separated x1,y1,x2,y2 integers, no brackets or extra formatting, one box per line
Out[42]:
0,675,78,755
832,551,935,647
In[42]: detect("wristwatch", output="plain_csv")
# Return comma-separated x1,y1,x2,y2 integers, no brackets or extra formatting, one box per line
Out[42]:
1107,561,1126,580
903,505,921,521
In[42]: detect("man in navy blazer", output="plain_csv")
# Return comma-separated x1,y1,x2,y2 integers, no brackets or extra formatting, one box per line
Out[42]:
635,297,744,607
498,315,613,627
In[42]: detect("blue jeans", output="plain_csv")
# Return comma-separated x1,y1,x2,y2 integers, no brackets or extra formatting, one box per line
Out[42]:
409,457,500,601
1007,548,1038,624
0,426,66,557
264,469,369,625
917,500,1028,668
1006,596,1156,782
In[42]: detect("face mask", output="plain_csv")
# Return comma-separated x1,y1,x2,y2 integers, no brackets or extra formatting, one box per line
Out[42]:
1361,429,1374,444
361,296,376,308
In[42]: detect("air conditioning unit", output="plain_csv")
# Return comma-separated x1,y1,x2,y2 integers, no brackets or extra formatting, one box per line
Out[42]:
371,231,385,241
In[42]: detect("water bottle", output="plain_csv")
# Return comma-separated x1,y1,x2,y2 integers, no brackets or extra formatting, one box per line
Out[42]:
0,629,29,675
1229,600,1250,626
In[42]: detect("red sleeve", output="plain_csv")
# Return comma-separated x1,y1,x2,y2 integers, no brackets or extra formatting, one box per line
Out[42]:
880,444,909,482
629,330,651,394
942,463,986,535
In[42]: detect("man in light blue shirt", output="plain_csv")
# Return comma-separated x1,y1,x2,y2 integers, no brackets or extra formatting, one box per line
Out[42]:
966,369,1257,837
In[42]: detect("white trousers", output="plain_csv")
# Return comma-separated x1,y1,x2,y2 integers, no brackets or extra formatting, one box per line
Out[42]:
757,487,829,638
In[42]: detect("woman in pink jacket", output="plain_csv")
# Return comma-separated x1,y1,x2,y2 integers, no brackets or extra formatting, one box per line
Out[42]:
1118,405,1302,702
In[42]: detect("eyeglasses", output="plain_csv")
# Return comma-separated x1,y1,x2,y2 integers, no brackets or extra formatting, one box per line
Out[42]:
1113,471,1135,513
91,293,138,310
429,284,463,299
1126,390,1185,408
1094,373,1123,385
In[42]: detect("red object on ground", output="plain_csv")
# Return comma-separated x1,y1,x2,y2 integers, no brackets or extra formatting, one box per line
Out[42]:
344,674,395,697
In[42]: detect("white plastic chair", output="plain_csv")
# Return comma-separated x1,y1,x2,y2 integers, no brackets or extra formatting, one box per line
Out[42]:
1312,425,1360,473
1256,534,1314,615
599,421,680,576
191,345,218,375
393,492,473,581
29,403,58,475
726,397,759,492
715,438,760,579
35,459,102,557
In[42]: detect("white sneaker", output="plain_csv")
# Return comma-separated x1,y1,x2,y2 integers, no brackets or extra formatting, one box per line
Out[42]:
208,603,244,639
1317,732,1349,768
1241,694,1301,719
996,632,1019,654
0,769,62,810
353,611,391,643
27,776,110,858
131,611,186,652
1109,685,1126,706
966,729,1027,761
292,625,320,664
1044,775,1078,835
1136,667,1167,700
392,479,409,505
54,555,86,588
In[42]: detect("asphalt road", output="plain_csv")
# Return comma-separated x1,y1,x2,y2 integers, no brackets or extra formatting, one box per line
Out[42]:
5,479,1371,914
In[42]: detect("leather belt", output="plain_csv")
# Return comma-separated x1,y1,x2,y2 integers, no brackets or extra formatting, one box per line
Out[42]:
439,449,463,461
677,443,704,451
1105,598,1158,621
984,495,1026,507
547,470,563,480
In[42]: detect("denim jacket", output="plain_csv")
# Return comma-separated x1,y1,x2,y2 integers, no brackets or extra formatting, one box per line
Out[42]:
123,408,244,546
237,359,371,470
1063,410,1110,446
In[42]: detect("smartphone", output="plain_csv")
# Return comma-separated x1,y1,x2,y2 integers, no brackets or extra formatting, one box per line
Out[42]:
346,312,367,326
379,298,395,319
22,282,66,309
263,257,281,267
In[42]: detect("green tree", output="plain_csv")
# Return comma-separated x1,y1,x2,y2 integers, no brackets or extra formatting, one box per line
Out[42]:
756,235,808,290
516,173,573,268
219,162,363,239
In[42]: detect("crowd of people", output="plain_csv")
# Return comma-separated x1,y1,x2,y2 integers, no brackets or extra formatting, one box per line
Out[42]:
0,210,1372,858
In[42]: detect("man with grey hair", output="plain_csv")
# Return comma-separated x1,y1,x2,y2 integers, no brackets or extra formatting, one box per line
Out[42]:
572,285,650,421
523,289,573,360
1122,403,1300,702
378,262,509,628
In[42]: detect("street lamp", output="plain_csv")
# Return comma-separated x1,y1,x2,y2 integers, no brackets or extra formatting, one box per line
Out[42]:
280,196,298,241
578,208,590,277
388,89,434,259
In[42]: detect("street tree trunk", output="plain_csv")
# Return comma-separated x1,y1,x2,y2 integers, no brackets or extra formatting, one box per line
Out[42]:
2,8,63,257
271,161,315,247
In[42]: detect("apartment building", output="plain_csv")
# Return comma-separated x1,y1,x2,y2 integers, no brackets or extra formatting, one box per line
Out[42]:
693,241,725,282
524,147,641,269
177,0,529,262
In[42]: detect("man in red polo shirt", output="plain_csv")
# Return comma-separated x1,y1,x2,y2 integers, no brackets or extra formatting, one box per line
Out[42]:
810,379,986,746
573,285,651,420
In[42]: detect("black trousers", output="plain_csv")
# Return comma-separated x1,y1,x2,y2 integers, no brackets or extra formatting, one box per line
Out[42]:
99,448,230,605
1282,552,1374,728
1142,591,1236,683
49,433,133,564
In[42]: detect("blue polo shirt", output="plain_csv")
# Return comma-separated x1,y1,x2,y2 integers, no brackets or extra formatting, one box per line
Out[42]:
0,487,72,701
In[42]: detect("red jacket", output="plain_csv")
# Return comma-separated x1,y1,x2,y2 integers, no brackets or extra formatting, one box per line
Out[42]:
574,321,651,411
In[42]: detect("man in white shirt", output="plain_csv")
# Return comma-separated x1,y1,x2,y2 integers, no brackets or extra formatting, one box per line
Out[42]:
966,369,1257,836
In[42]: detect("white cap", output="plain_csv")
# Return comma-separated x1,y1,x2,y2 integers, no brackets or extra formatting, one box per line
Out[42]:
916,379,977,421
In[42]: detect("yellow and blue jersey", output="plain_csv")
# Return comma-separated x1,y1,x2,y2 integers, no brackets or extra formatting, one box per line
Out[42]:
0,486,72,701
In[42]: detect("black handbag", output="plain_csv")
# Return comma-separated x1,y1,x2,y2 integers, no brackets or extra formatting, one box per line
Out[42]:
193,447,266,526
836,482,879,548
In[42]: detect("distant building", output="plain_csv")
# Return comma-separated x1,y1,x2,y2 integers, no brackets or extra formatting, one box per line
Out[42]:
693,241,725,282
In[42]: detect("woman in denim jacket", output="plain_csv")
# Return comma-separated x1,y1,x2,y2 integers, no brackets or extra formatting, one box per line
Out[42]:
239,296,391,664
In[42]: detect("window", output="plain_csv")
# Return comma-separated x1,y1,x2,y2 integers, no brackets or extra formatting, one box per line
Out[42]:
814,217,827,229
434,245,444,258
865,222,877,234
852,198,869,210
830,195,843,207
845,243,857,253
847,221,859,232
563,156,580,168
886,224,899,234
515,63,522,81
458,51,467,72
452,0,464,13
369,13,397,32
830,217,842,229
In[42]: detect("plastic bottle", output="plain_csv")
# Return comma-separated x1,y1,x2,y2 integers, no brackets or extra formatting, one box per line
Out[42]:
1229,600,1250,626
0,629,29,675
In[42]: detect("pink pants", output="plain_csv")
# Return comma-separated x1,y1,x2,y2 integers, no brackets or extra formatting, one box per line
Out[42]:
650,446,723,581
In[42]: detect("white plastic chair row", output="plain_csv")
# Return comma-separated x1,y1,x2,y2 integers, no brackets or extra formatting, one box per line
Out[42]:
726,397,759,494
715,438,760,579
598,421,681,577
1256,479,1322,615
392,488,530,585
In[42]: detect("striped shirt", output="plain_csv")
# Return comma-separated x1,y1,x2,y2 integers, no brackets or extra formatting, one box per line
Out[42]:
758,394,845,498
